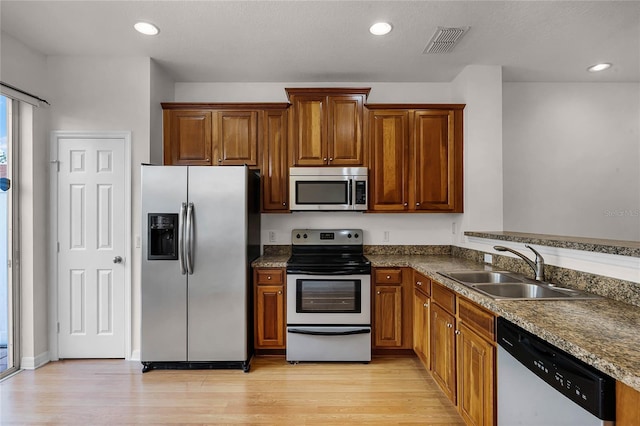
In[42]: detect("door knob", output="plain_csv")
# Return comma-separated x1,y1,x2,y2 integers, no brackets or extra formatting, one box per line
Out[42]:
113,256,123,264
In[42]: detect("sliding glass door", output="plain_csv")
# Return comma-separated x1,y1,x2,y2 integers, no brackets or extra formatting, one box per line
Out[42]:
0,94,17,377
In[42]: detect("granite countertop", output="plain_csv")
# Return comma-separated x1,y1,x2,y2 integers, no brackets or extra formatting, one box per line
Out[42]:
252,253,640,392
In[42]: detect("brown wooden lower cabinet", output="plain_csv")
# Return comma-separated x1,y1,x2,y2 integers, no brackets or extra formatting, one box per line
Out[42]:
253,268,286,349
413,275,497,426
372,267,413,351
457,322,495,426
617,380,640,425
430,301,457,403
413,287,430,368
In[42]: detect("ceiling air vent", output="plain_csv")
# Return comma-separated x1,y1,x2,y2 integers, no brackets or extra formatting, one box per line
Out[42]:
423,26,470,54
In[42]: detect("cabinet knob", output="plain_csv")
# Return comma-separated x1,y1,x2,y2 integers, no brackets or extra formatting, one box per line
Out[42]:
417,281,422,286
323,157,327,161
423,302,429,308
377,291,381,295
329,157,333,161
416,202,420,206
447,323,453,328
386,275,391,280
282,202,286,206
455,330,461,335
404,202,408,206
278,290,282,295
267,276,271,280
206,158,210,161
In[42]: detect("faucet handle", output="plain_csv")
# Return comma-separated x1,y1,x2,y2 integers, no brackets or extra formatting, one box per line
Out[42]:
525,244,542,260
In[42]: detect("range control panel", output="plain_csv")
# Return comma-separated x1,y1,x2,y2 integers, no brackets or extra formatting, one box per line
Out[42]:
291,229,363,245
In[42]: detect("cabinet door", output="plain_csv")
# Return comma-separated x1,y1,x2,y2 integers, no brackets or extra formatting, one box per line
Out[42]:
431,303,457,403
413,109,459,211
457,323,495,426
369,110,409,211
291,96,327,165
213,110,258,166
255,284,285,348
328,95,365,166
261,109,289,211
413,288,430,368
373,285,403,347
164,110,212,165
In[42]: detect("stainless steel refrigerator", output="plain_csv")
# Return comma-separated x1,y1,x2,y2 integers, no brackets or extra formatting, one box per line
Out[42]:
140,165,260,372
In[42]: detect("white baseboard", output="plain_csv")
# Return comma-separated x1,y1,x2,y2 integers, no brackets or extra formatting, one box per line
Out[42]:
21,351,50,370
130,349,141,361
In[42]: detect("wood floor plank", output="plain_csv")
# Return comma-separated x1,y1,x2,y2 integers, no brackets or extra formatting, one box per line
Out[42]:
0,356,464,424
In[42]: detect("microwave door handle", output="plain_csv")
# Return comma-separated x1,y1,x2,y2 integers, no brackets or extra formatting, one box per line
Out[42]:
348,179,353,206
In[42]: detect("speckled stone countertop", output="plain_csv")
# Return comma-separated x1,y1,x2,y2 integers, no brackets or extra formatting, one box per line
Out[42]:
465,230,640,257
252,252,640,392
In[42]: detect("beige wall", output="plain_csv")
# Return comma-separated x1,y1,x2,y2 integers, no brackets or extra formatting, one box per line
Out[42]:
1,31,51,368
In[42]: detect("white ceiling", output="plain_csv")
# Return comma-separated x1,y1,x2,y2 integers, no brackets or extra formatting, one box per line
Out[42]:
1,1,639,83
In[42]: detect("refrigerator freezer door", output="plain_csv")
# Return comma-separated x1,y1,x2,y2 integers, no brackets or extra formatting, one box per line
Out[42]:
187,166,249,362
141,165,188,362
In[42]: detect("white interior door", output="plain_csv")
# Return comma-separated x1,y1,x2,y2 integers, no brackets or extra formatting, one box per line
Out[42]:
56,135,127,358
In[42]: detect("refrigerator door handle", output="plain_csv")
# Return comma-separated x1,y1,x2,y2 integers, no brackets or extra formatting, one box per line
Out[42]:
178,202,187,275
186,202,195,275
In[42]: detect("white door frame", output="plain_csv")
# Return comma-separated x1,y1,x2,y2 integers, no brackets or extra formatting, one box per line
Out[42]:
49,131,132,360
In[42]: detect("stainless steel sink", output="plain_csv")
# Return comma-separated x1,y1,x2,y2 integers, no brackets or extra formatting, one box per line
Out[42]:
440,271,524,284
438,270,601,300
472,283,569,300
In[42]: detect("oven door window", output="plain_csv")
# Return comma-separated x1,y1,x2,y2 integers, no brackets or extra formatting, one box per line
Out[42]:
295,181,349,205
296,279,361,313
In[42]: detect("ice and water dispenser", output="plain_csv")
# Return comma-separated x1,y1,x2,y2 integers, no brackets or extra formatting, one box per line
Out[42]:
147,213,178,260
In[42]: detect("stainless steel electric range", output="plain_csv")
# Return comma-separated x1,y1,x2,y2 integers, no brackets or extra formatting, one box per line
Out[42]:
286,229,372,363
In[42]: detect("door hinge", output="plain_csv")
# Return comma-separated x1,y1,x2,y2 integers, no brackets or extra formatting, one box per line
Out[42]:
50,160,60,172
57,322,60,333
57,242,60,253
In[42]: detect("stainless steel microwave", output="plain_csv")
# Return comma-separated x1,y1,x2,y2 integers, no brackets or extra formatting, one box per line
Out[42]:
289,167,368,211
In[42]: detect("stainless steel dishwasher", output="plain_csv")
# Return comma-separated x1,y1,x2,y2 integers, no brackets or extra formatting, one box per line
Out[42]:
497,318,616,425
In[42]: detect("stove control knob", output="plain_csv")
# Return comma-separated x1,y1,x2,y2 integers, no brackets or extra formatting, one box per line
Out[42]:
303,233,308,239
347,233,352,238
354,233,359,238
296,233,301,239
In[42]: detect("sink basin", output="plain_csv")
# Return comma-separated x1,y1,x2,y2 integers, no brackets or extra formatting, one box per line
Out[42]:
472,283,569,300
440,271,524,284
438,270,601,300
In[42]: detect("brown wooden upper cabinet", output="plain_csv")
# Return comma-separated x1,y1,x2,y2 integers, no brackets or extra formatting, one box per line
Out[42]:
286,88,370,166
367,104,464,212
162,103,288,168
261,108,290,212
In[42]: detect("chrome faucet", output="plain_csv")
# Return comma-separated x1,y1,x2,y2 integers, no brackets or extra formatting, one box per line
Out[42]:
493,245,545,281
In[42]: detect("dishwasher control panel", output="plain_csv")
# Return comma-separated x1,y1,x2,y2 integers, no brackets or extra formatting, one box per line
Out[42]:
497,318,616,421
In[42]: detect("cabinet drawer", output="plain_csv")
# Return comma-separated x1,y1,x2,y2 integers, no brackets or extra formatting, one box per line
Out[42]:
375,268,403,285
432,281,456,314
458,298,495,342
413,270,431,296
256,269,285,285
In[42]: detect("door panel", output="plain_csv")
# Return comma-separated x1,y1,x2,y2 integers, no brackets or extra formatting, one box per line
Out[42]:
58,137,126,358
369,110,409,210
141,165,188,362
187,166,248,361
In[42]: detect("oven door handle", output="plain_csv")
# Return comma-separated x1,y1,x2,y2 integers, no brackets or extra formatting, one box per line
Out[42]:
287,328,371,336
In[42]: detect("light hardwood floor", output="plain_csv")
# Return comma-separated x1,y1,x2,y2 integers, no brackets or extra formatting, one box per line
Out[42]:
0,356,464,425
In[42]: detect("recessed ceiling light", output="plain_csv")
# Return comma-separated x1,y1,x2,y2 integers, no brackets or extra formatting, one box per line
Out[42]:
134,21,160,36
587,63,611,72
370,22,392,36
